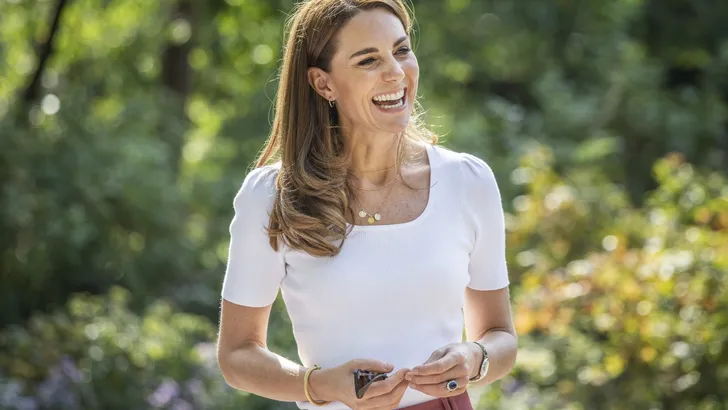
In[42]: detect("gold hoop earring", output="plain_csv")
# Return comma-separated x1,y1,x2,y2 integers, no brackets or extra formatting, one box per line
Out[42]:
328,100,335,108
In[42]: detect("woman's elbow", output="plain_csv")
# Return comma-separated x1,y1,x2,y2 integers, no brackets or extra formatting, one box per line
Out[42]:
217,347,250,391
504,331,519,376
217,350,238,389
216,340,263,391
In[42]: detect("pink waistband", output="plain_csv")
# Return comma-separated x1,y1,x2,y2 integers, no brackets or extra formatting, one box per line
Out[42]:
398,392,473,410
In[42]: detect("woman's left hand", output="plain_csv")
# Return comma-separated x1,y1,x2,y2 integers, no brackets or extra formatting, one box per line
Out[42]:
404,342,480,397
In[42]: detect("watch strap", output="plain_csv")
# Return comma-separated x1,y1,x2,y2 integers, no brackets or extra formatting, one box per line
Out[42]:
468,341,489,382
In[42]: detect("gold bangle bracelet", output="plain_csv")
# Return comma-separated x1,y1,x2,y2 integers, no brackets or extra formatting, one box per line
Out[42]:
304,365,330,406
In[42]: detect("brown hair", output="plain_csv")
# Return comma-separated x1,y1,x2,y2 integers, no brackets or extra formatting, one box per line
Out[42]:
256,0,436,257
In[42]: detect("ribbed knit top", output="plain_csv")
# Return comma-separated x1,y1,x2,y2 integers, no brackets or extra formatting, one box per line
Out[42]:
221,143,509,409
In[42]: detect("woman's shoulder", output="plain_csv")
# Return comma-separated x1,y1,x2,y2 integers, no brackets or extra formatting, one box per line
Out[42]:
233,162,281,210
429,145,503,223
430,144,496,184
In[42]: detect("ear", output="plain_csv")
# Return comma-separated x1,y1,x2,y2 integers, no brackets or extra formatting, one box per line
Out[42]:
307,67,337,102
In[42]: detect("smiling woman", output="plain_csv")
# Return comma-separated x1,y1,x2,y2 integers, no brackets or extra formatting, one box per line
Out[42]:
316,20,416,127
215,1,518,410
260,0,432,256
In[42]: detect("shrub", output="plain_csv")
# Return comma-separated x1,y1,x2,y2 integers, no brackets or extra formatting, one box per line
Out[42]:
479,145,728,410
0,287,256,410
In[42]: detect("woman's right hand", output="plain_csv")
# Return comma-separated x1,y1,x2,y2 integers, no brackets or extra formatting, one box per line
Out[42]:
309,359,411,410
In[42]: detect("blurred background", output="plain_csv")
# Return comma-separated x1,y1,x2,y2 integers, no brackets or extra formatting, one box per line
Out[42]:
1,0,727,409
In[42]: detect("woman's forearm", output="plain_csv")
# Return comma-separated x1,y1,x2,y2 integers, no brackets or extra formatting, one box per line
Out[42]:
217,341,326,403
468,329,518,386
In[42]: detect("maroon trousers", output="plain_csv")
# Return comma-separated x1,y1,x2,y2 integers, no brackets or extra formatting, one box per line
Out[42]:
398,392,473,410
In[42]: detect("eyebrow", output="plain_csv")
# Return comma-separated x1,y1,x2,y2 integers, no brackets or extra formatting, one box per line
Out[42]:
348,35,409,59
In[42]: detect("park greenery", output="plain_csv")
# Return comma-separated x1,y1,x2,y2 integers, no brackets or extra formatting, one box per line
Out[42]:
1,0,727,409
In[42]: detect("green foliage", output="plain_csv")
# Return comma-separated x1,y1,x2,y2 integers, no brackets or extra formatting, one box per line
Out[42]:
479,145,728,410
0,88,204,325
410,0,728,201
1,0,727,408
0,286,255,409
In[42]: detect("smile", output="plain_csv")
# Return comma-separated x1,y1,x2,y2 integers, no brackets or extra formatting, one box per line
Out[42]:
371,88,407,112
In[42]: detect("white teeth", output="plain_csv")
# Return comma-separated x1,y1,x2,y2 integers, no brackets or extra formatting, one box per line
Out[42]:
373,89,405,102
378,100,404,109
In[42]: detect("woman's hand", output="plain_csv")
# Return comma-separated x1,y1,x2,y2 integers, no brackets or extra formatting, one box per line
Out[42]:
405,342,481,397
310,359,411,410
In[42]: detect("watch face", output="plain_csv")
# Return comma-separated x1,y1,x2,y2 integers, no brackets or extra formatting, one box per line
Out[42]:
481,357,489,377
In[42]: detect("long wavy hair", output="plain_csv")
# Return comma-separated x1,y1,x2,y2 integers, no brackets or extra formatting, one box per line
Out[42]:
257,0,436,257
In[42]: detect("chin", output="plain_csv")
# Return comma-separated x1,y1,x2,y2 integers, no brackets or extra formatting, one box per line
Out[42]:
372,115,410,135
387,119,410,133
375,110,414,134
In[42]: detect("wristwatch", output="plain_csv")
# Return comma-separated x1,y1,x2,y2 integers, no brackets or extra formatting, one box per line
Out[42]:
468,341,489,383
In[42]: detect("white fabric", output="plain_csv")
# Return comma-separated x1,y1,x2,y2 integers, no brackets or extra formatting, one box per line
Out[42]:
221,144,509,409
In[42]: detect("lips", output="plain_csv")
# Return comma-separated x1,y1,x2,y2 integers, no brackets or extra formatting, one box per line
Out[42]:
371,89,407,113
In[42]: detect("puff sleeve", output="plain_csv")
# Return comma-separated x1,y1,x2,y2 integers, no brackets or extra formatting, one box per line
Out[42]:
460,154,510,291
221,165,286,307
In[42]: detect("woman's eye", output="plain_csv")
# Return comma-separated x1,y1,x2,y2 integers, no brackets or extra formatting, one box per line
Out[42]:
358,57,376,66
396,46,411,55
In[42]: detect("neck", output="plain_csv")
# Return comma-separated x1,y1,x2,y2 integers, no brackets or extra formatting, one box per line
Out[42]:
343,129,402,186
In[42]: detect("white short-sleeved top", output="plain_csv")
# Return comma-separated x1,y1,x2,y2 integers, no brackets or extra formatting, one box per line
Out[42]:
222,143,509,409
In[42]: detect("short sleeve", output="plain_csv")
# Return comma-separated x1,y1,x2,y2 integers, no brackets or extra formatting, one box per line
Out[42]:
221,165,286,307
460,154,510,291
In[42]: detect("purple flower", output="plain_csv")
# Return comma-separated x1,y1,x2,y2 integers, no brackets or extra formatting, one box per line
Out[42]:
147,379,180,408
36,365,80,408
502,378,525,396
193,342,216,368
9,397,38,410
37,368,64,403
60,356,82,383
0,380,23,405
185,379,204,396
171,398,193,410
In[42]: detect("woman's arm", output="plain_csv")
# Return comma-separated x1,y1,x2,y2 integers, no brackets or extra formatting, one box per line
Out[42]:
463,286,518,385
405,286,517,395
217,299,409,407
216,299,321,402
217,168,325,401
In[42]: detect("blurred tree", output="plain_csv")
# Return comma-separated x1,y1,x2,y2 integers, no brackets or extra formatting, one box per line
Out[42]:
161,0,192,174
20,0,68,105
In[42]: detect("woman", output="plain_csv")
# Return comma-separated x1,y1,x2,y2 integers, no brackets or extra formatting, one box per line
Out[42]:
216,0,517,409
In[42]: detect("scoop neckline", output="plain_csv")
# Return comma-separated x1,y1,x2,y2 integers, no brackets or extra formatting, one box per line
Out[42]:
347,142,438,233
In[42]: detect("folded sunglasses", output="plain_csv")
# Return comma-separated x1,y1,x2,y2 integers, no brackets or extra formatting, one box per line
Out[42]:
353,369,389,399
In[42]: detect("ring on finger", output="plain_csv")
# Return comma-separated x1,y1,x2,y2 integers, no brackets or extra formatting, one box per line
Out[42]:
445,379,459,392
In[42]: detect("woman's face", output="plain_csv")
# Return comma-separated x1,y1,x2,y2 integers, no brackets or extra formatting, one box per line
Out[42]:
310,8,419,136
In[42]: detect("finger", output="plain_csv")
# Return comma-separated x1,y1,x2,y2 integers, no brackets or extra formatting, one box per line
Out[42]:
364,378,410,409
391,379,410,409
363,368,409,398
410,351,465,376
349,359,394,374
409,375,469,397
411,351,467,376
423,347,447,365
408,366,467,385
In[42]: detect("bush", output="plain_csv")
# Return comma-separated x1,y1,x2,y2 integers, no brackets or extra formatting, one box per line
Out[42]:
0,89,218,327
479,144,728,410
0,286,257,410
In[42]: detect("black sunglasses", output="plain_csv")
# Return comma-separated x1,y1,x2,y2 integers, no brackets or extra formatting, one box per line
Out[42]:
353,369,389,399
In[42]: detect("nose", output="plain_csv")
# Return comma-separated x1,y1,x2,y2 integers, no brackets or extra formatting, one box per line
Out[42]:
383,58,405,83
